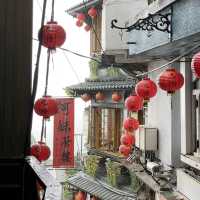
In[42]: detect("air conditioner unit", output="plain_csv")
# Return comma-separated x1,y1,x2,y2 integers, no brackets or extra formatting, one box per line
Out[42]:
135,126,158,151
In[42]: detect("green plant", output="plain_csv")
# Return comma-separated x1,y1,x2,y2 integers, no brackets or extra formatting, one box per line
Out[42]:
84,155,101,177
106,160,121,187
89,59,99,79
107,66,121,77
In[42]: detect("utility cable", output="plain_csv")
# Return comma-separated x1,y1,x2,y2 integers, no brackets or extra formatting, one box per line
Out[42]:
33,37,101,63
136,43,200,77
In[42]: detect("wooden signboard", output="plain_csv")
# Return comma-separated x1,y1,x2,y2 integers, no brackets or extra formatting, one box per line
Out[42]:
53,98,74,168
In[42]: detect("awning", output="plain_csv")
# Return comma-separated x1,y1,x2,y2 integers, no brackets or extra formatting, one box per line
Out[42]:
66,172,136,200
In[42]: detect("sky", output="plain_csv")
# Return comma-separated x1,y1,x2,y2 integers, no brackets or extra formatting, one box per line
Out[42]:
32,0,90,157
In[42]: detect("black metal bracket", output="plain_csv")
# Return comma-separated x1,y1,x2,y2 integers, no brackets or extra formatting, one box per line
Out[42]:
111,12,171,33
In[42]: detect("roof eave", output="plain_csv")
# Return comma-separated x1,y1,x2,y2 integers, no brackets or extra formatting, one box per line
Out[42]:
67,0,102,17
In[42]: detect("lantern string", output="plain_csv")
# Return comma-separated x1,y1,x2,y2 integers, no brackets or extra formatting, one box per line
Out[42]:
51,0,55,21
40,118,45,142
44,49,51,96
136,43,200,77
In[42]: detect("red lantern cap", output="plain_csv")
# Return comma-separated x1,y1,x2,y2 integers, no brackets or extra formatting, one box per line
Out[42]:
112,92,122,102
191,52,200,78
31,141,50,162
88,7,97,18
125,95,143,112
34,96,58,118
123,117,139,131
119,144,131,157
76,13,86,22
158,68,184,94
76,20,84,27
120,133,135,146
38,21,66,49
135,78,157,100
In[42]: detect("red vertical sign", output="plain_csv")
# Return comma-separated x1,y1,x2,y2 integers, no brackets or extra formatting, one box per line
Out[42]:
53,98,74,168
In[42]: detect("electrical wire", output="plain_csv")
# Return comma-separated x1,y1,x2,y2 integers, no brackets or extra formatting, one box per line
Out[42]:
61,50,81,83
51,0,55,21
33,37,101,63
136,43,200,77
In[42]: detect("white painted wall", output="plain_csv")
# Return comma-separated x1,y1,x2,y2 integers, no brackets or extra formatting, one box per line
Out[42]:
102,0,147,52
147,61,172,166
147,60,182,167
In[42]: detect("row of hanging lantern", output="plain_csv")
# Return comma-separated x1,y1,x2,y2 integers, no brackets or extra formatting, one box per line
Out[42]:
76,7,98,31
31,5,66,162
81,91,122,103
74,191,99,200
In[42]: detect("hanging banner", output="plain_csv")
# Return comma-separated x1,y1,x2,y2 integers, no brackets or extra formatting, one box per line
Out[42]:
53,98,74,168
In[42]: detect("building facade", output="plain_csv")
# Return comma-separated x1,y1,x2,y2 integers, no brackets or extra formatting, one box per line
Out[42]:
67,0,200,199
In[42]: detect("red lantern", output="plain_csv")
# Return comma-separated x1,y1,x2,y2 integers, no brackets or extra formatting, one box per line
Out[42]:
88,7,97,18
76,20,84,27
125,95,143,112
119,144,131,157
34,96,58,119
95,92,105,101
120,133,135,146
76,13,86,22
81,93,91,102
112,92,122,102
191,52,200,78
123,117,139,131
158,68,184,94
75,191,87,200
135,78,157,101
84,24,91,32
38,21,66,49
31,141,50,162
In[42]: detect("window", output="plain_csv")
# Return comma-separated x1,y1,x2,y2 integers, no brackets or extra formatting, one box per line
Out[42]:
88,107,123,152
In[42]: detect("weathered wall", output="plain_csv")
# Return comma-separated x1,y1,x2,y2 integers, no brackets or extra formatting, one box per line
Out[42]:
129,0,200,55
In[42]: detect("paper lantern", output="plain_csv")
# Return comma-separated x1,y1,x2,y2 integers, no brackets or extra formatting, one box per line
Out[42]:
158,68,184,94
88,7,97,18
38,21,66,49
95,92,105,101
84,24,91,32
112,92,122,102
123,117,139,131
76,20,84,27
74,191,87,200
31,141,50,162
34,96,58,119
191,52,200,78
135,78,157,101
125,95,143,112
76,13,86,22
120,133,135,146
119,144,131,157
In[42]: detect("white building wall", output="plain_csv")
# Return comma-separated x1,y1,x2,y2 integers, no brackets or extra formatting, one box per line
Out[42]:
147,60,182,167
147,60,172,166
102,0,147,52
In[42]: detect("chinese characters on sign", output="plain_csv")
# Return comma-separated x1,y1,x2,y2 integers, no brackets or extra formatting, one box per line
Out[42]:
53,98,74,168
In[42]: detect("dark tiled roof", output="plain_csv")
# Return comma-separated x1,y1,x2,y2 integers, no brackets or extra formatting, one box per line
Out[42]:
67,78,137,93
66,172,136,200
